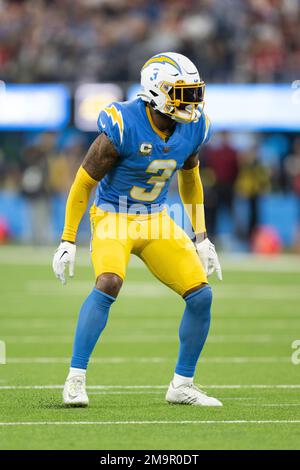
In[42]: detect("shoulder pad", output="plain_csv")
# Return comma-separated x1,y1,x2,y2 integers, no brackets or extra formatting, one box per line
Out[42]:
97,103,125,154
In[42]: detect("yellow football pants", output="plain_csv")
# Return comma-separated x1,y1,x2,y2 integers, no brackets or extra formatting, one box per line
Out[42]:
89,205,207,296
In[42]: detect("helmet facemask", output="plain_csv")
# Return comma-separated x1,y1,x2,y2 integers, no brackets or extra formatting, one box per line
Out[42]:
139,52,205,123
160,80,205,123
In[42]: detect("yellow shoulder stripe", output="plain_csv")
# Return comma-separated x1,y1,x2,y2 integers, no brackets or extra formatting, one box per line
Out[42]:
103,105,124,144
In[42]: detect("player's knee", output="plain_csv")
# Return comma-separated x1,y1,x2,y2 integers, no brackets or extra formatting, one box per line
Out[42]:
95,273,123,298
185,285,212,318
183,282,211,299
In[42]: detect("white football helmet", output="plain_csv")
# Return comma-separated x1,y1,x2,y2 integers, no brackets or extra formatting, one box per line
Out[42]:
139,52,205,123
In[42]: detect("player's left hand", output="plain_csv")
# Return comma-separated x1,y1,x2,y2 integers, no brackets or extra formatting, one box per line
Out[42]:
195,238,222,280
52,241,76,285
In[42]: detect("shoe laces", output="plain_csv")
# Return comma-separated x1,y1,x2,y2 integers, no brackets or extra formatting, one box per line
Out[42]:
191,383,206,392
184,383,207,396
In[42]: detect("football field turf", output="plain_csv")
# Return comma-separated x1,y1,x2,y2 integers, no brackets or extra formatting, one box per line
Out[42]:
0,246,300,450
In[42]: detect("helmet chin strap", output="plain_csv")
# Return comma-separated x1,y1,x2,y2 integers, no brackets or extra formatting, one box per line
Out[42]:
137,92,151,103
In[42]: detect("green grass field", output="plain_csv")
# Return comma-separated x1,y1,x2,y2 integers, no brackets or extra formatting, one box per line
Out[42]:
0,246,300,450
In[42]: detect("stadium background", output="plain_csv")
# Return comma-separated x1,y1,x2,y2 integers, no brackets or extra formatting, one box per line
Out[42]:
0,0,300,253
1,0,300,451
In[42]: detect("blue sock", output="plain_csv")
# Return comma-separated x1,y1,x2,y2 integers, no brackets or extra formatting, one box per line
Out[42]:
175,285,212,378
71,288,115,370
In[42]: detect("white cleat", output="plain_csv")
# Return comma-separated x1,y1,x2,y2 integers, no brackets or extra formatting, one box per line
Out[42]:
63,375,89,407
166,382,223,407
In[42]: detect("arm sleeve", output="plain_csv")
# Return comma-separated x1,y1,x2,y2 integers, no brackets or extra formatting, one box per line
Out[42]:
61,166,98,243
178,163,206,235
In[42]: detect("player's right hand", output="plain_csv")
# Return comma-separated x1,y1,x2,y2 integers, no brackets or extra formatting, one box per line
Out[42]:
52,241,76,285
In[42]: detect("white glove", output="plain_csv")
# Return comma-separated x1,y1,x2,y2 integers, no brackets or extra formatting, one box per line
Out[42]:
196,238,222,281
52,241,76,285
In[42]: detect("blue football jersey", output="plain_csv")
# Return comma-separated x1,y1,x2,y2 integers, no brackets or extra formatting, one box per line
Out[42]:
95,98,211,213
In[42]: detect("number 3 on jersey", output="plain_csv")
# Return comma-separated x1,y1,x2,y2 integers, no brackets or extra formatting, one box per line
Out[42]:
130,159,177,202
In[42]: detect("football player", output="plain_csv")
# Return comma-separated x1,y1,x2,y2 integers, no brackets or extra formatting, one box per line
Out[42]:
53,52,223,407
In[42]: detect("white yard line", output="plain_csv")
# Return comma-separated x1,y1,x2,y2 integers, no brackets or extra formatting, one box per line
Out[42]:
1,384,300,390
88,391,164,395
243,403,300,407
86,392,254,399
24,280,300,300
3,318,300,330
3,334,294,344
1,420,300,427
5,356,291,364
6,357,167,364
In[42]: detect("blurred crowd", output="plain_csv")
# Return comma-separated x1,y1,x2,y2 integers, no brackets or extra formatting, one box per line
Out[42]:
0,0,300,249
0,0,299,84
1,130,300,247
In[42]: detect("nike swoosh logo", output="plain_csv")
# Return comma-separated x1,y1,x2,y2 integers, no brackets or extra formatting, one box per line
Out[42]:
59,251,68,260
